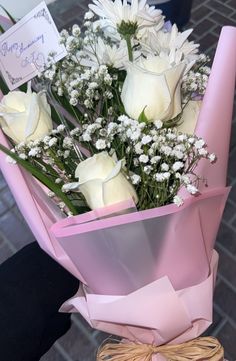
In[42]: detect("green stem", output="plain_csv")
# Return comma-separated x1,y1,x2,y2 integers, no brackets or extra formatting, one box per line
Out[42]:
124,35,133,62
0,144,78,215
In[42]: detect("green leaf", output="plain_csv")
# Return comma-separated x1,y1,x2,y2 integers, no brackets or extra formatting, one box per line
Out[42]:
0,5,16,24
138,107,149,123
0,143,78,215
0,76,9,95
0,24,5,34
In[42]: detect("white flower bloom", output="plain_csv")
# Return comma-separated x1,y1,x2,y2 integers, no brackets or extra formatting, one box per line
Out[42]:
131,174,141,184
163,172,170,179
57,124,66,132
139,154,149,163
208,153,216,163
82,132,91,142
19,153,27,160
131,130,141,141
188,137,195,144
141,135,152,145
89,0,163,37
63,150,70,159
81,38,129,69
161,163,169,171
74,151,138,209
59,202,66,209
173,195,184,207
173,150,184,159
172,161,184,172
95,139,107,149
144,165,152,174
48,137,57,147
186,184,199,194
177,134,187,142
43,135,51,144
155,173,165,182
195,139,205,149
63,137,74,149
28,147,41,157
70,128,80,136
72,24,81,37
154,120,163,129
161,145,172,156
121,55,185,122
198,148,208,156
0,85,53,144
48,191,55,197
181,175,190,184
141,24,199,72
84,10,95,20
134,142,143,154
151,155,161,164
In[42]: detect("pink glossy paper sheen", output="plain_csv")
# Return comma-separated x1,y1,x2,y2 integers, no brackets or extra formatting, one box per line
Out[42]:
51,26,236,294
0,25,235,357
56,26,236,354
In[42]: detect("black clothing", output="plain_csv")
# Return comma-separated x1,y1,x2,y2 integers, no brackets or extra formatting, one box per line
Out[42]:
0,242,79,361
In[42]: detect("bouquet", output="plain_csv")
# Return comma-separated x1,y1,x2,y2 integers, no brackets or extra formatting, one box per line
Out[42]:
0,1,235,360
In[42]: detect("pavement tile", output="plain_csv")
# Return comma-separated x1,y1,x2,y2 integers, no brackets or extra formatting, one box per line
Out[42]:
222,200,236,223
216,245,236,289
40,345,68,361
58,322,97,361
190,5,214,24
0,210,34,251
0,187,15,208
0,242,14,264
0,196,8,216
229,122,236,150
208,1,235,16
0,232,5,247
216,223,236,256
226,0,236,8
198,32,219,52
0,173,6,190
214,280,236,323
208,11,236,28
216,322,236,361
228,148,236,179
194,18,217,35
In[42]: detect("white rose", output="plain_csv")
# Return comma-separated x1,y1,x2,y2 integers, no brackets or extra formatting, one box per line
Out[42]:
178,100,202,134
0,84,53,144
75,152,138,210
121,55,186,122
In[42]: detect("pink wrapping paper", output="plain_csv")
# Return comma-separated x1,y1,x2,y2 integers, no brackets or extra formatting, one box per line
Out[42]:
0,26,234,273
0,26,235,356
61,250,219,347
51,187,229,295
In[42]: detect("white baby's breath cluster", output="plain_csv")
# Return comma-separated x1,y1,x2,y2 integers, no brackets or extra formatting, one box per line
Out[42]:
43,0,210,120
182,60,211,99
7,124,92,215
34,0,215,213
71,114,215,209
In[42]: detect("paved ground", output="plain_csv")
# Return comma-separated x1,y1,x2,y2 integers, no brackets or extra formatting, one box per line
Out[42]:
0,0,236,360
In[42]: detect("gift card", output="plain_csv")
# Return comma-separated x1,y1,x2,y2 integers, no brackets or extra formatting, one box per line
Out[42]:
0,1,67,90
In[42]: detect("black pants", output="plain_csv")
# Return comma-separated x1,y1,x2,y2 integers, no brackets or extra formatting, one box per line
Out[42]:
0,242,80,361
155,0,193,28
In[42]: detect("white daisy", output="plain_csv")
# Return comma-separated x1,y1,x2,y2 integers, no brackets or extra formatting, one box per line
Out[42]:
89,0,163,37
141,24,199,72
80,38,130,69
